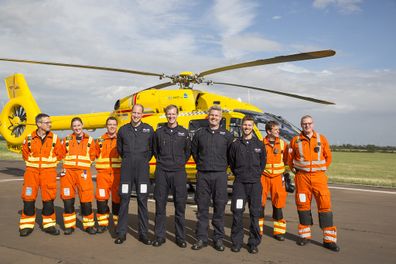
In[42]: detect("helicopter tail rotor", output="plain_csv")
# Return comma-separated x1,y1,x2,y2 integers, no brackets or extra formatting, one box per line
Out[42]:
0,74,41,152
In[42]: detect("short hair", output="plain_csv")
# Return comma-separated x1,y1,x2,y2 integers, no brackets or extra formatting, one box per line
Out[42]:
132,104,144,113
71,117,83,127
35,113,49,124
265,120,280,133
242,115,254,124
208,104,222,114
165,104,178,114
300,115,313,124
106,116,118,125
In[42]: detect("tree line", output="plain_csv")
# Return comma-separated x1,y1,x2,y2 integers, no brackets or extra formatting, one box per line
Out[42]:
331,144,396,153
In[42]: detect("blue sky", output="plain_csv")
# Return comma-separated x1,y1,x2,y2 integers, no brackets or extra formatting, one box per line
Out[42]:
0,0,395,145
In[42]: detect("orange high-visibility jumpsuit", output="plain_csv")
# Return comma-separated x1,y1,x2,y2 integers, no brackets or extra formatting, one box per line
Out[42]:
60,133,96,230
19,131,62,231
95,133,121,227
259,136,288,236
288,131,337,244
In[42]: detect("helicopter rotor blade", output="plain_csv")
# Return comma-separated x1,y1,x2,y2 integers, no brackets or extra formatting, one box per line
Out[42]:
0,58,164,77
198,50,335,77
210,81,335,105
142,81,174,90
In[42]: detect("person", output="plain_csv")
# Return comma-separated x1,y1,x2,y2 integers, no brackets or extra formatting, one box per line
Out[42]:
60,117,97,235
228,116,266,254
191,105,234,251
95,117,122,233
114,104,154,245
288,115,340,252
19,113,63,236
259,120,289,241
152,105,191,248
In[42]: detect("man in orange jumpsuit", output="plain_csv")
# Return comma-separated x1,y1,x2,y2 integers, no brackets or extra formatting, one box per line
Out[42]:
95,117,121,233
60,117,97,235
260,120,289,241
19,113,63,237
288,115,340,252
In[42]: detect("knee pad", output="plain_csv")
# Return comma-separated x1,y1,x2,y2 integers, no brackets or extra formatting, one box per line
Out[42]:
272,206,283,220
97,200,109,214
319,211,333,228
298,210,313,225
42,200,54,216
80,202,93,216
23,201,36,216
112,202,120,215
63,198,75,214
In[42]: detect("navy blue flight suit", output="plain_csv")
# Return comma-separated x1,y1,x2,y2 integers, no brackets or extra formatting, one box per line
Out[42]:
116,122,154,240
228,136,266,249
191,127,233,243
153,125,191,242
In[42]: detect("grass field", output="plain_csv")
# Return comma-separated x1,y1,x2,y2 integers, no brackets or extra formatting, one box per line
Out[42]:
328,152,396,187
1,140,395,187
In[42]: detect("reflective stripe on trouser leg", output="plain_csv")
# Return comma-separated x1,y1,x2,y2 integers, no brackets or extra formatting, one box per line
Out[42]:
19,213,36,230
97,213,109,227
259,218,264,235
273,219,286,235
113,215,118,226
63,212,76,229
42,213,56,229
323,226,337,243
298,224,312,239
83,213,95,229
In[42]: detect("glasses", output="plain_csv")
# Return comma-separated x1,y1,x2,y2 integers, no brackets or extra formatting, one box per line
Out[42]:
40,121,52,125
302,122,313,126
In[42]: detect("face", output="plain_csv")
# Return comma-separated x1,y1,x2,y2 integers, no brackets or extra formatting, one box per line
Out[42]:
166,107,178,126
242,120,254,137
208,109,222,127
106,119,118,136
72,120,84,137
131,105,143,124
267,125,280,138
301,117,314,135
37,116,52,132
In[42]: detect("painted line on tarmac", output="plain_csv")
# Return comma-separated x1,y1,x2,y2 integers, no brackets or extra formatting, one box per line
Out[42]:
0,178,23,183
329,186,396,194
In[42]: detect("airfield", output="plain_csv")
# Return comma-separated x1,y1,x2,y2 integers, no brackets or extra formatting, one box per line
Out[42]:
0,160,395,264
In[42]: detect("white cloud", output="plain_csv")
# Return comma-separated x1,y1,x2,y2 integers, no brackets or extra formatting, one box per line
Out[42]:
272,15,282,20
313,0,362,14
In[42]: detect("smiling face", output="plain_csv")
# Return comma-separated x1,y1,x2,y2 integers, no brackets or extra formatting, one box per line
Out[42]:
37,116,52,134
71,120,84,137
131,104,143,125
242,120,254,138
301,116,314,137
267,124,280,140
106,119,118,137
166,107,178,128
208,109,222,129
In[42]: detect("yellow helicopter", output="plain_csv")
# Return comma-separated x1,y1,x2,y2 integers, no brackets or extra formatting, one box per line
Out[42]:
0,50,335,181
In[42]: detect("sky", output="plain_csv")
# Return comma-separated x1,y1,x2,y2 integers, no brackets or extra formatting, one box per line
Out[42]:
0,0,395,146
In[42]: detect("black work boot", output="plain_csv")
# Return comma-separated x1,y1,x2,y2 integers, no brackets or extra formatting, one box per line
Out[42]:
296,237,310,246
64,228,74,235
323,242,340,252
85,227,97,235
273,234,285,241
191,240,208,250
96,226,108,234
44,226,60,236
19,228,33,237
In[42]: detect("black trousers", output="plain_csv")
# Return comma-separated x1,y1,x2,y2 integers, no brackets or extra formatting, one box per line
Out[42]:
195,171,228,242
154,168,187,241
117,175,150,238
231,181,262,247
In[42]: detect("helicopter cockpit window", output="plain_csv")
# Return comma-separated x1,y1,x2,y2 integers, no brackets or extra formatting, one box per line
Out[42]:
230,118,242,138
188,118,226,138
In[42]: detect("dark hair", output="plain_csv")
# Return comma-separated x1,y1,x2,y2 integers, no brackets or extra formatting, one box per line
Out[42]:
35,113,50,124
265,120,280,133
71,117,83,127
242,115,254,124
106,116,118,125
165,104,179,114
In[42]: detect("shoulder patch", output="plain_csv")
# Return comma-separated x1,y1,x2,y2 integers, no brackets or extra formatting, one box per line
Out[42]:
177,131,185,136
219,131,226,135
142,128,150,133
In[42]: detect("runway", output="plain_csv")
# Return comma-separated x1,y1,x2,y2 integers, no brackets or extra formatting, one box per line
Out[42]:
0,160,395,264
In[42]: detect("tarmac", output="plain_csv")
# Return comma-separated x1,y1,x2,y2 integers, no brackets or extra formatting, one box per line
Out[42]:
0,160,395,264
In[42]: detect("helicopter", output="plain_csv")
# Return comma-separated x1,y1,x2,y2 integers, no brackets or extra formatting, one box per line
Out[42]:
0,50,335,182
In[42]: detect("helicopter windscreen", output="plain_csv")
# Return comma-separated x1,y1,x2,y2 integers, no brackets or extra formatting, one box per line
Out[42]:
235,110,300,142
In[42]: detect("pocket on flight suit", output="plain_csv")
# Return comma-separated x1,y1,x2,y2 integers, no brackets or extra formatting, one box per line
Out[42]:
44,182,58,201
318,190,332,211
80,181,94,203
